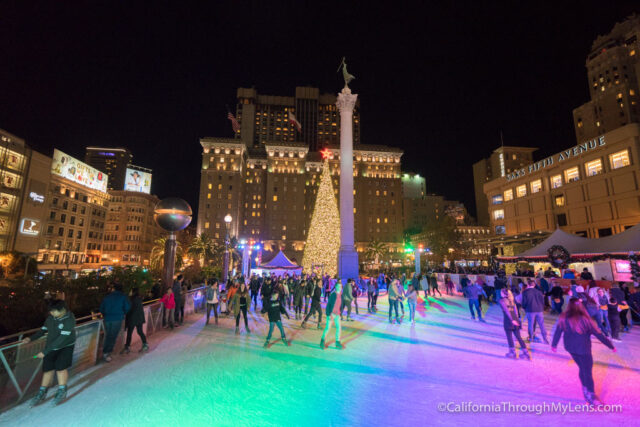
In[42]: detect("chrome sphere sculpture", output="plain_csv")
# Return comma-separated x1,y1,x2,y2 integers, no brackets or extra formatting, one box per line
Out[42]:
154,198,192,288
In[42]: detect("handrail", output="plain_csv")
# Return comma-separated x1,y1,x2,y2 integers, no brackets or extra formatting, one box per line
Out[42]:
0,286,205,350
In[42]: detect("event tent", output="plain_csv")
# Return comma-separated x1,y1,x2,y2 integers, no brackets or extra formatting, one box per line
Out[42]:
254,250,302,276
502,223,640,259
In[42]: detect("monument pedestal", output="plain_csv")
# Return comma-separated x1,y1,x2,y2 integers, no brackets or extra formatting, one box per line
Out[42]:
338,246,359,281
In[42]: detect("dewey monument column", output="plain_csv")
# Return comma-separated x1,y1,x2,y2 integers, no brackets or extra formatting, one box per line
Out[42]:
336,58,359,280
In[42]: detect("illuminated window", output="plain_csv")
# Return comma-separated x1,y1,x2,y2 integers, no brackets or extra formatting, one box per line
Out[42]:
376,218,380,224
555,195,565,207
492,194,503,205
530,179,542,194
585,159,603,176
609,149,630,170
204,222,210,229
551,174,563,189
495,225,506,235
516,185,527,198
503,189,513,201
493,209,504,220
273,195,278,202
564,167,580,183
208,183,212,189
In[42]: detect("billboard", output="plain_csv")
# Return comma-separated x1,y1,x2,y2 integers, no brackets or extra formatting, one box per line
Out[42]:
124,168,152,194
19,218,41,236
51,149,108,192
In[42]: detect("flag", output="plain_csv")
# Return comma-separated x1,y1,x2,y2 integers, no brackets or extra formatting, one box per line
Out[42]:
288,111,302,132
227,111,240,132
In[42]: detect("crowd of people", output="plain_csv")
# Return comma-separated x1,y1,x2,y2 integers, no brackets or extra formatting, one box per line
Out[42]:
19,266,638,407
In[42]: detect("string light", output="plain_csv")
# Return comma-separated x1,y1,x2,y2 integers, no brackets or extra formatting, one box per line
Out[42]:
302,159,340,277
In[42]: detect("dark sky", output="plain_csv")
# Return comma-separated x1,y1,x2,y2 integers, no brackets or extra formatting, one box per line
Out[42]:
1,1,638,218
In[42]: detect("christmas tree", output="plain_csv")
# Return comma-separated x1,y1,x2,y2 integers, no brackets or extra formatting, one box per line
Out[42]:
302,158,340,277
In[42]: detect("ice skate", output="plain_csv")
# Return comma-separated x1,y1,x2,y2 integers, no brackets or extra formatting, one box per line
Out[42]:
52,386,67,406
336,341,344,350
320,339,325,349
120,346,130,355
505,348,516,359
30,387,48,407
520,349,532,361
140,344,149,353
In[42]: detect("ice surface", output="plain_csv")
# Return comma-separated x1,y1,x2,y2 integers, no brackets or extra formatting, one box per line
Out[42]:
1,294,638,426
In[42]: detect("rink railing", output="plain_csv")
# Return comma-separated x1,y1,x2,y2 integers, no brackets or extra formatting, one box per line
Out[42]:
0,287,205,411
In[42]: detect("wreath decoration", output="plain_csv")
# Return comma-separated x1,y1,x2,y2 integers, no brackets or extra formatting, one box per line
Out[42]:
547,245,570,268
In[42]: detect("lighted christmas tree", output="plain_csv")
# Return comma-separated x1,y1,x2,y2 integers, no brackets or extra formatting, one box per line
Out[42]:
302,154,340,277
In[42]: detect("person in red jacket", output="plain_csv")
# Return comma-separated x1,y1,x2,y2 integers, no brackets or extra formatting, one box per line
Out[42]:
161,288,176,329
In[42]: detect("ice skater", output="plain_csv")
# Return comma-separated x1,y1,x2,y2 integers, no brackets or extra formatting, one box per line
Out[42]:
429,273,442,297
160,287,176,329
406,284,418,324
301,278,323,329
264,286,289,347
23,300,76,407
232,282,251,334
320,281,344,349
205,279,220,325
552,297,616,404
341,278,355,321
498,288,531,360
463,280,487,322
293,278,305,320
388,279,401,324
121,287,148,354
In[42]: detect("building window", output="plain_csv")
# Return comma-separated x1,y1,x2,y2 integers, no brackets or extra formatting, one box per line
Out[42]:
204,222,210,229
598,227,612,237
273,195,278,202
555,195,565,207
530,179,542,194
585,159,603,176
564,167,580,183
491,194,503,205
609,149,630,170
516,185,527,198
504,189,513,202
495,225,505,235
556,213,567,227
493,209,504,220
550,174,563,189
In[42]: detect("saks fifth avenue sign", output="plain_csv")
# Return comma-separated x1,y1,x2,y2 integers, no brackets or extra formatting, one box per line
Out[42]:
506,136,606,181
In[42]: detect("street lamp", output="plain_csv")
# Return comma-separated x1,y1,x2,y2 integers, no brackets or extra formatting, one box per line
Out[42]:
223,214,232,283
154,198,192,290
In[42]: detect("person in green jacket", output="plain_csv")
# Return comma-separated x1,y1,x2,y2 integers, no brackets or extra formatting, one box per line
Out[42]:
320,280,344,350
22,299,76,407
341,279,355,321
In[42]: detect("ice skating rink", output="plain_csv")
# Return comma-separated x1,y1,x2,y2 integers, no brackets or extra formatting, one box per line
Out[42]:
1,294,638,426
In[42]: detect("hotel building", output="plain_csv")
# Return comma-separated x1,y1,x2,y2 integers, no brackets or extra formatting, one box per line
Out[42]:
85,147,133,191
484,124,640,250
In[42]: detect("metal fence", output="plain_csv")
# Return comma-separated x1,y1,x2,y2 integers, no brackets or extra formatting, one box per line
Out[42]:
0,287,205,411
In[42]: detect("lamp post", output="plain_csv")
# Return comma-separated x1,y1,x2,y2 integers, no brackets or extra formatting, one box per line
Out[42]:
154,198,192,290
223,214,232,284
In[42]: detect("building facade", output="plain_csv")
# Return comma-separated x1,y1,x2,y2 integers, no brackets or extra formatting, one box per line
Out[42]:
573,15,640,143
197,138,403,261
484,124,640,241
85,147,133,191
473,146,537,225
102,190,163,267
234,87,361,152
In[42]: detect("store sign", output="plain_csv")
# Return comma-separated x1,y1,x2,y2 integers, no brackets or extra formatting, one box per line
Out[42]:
506,136,606,182
29,191,45,203
19,218,41,236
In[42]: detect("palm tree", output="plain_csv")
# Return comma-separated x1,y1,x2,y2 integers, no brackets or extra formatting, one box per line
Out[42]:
187,233,221,266
150,236,184,273
365,240,387,266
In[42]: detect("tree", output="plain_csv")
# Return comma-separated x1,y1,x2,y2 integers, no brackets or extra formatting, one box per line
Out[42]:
150,236,184,274
187,233,221,266
365,240,387,265
302,159,341,277
421,216,460,262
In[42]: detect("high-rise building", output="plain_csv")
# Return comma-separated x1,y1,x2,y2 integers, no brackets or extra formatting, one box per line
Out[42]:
102,190,164,267
573,15,640,142
234,87,361,152
85,147,133,190
197,138,403,262
472,146,537,225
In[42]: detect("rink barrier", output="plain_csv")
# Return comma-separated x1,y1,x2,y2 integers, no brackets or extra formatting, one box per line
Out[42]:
0,287,205,411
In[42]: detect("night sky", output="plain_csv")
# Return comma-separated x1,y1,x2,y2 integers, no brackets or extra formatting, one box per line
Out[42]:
1,2,638,218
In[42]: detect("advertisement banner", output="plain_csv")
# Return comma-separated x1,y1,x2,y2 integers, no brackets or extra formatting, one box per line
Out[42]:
124,168,152,194
51,149,108,192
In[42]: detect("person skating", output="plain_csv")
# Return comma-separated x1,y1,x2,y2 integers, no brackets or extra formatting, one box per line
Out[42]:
406,284,418,324
608,297,622,342
341,279,355,321
352,279,360,315
419,274,429,300
99,283,130,362
548,281,565,314
302,279,323,329
205,279,220,325
498,288,531,360
172,275,184,325
320,281,344,350
232,282,251,334
367,279,376,313
249,275,260,309
23,300,76,407
160,287,176,329
293,278,305,320
522,280,548,343
429,272,442,297
264,286,289,347
121,287,148,354
552,298,616,404
463,280,487,322
388,279,401,324
596,288,611,336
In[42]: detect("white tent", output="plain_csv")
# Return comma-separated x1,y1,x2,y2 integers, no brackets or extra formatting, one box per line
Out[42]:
253,250,302,277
